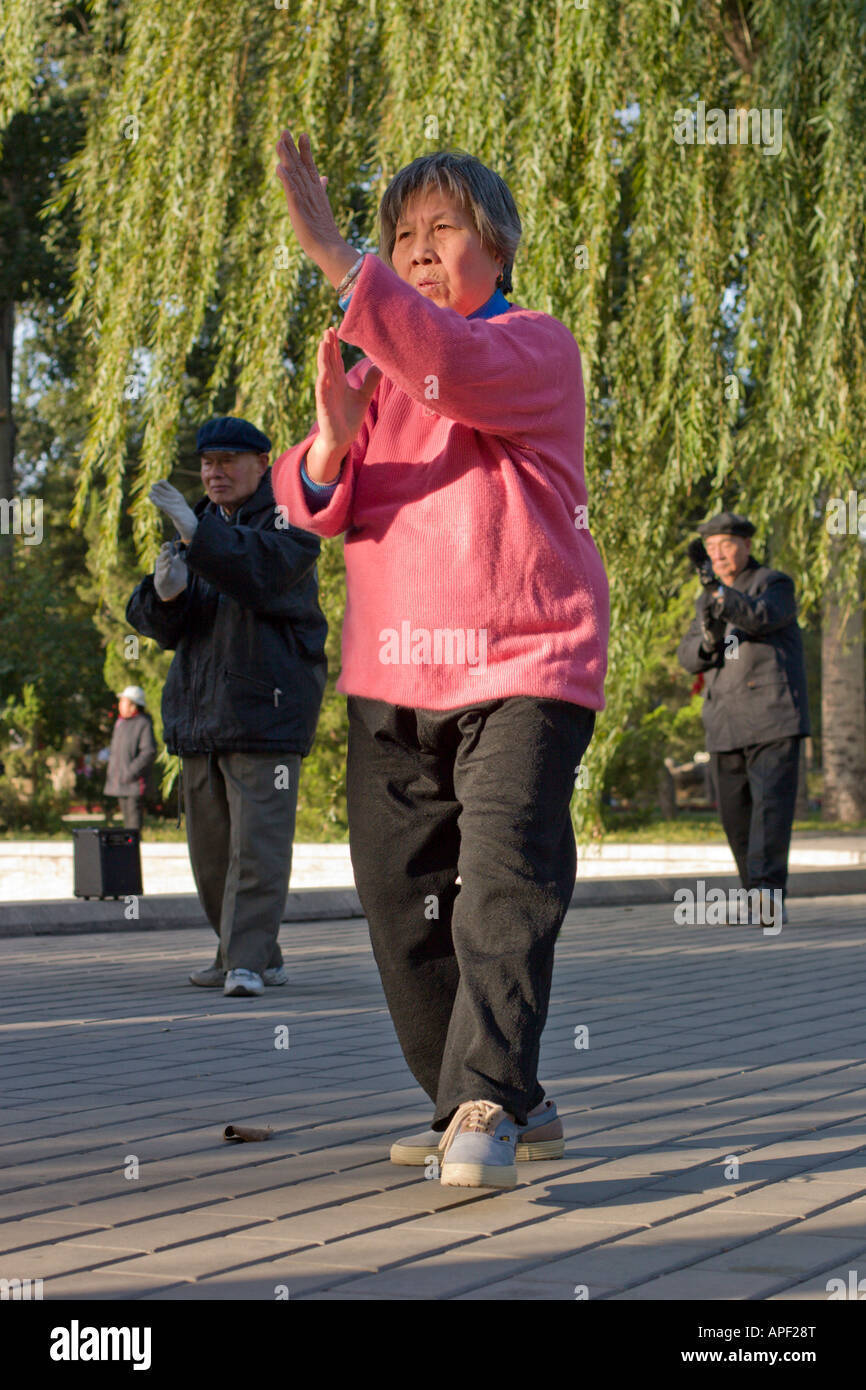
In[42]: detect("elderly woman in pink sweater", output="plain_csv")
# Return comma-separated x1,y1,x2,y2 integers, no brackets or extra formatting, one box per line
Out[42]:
273,131,609,1189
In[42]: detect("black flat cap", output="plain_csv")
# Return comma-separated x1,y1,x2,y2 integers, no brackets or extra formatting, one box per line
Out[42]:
196,416,271,455
697,510,755,539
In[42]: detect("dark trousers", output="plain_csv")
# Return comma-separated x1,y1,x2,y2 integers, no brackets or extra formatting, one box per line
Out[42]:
346,695,596,1129
118,796,143,831
710,737,802,895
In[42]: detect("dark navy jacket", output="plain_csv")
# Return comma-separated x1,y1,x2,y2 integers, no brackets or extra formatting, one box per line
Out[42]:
126,469,327,756
677,556,810,752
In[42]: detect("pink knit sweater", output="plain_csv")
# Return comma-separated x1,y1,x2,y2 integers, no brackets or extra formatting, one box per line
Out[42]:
272,252,609,711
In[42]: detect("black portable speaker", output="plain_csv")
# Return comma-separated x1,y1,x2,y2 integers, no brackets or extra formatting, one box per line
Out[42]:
72,827,143,899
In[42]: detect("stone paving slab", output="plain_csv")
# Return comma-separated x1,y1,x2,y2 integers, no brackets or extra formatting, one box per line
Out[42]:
455,1275,619,1300
765,1258,866,1301
687,1230,866,1281
22,1269,191,1300
611,1267,781,1300
0,894,864,1301
135,1259,365,1300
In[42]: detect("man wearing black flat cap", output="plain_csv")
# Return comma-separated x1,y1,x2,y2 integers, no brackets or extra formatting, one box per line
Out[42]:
677,511,810,924
127,416,327,996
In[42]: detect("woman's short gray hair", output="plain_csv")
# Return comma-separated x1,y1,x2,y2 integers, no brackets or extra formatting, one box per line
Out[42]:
377,150,522,294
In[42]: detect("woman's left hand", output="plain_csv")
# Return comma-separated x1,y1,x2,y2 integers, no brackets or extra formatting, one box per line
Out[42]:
275,130,348,270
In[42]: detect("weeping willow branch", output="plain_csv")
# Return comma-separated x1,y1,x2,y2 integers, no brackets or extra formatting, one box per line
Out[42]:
4,0,864,833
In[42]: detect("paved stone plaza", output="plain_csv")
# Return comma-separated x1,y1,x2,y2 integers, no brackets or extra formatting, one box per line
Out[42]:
1,896,865,1301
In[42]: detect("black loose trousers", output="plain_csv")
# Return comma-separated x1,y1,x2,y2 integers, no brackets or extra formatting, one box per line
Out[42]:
346,694,595,1129
711,737,802,895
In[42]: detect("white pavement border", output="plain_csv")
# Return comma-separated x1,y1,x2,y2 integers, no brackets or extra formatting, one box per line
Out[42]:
3,835,866,902
2,873,866,938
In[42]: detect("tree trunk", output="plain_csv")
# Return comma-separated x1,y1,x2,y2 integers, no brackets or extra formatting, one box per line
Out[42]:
0,298,15,569
795,737,809,819
821,547,866,821
658,759,677,819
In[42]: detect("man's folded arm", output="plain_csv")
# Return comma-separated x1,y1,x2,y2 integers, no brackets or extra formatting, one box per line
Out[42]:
715,574,797,635
184,512,321,614
126,575,191,650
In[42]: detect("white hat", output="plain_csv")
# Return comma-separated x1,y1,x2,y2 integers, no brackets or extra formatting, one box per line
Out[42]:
118,685,147,708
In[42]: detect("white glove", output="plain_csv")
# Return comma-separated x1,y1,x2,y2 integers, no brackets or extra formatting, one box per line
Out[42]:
154,542,188,601
148,480,199,542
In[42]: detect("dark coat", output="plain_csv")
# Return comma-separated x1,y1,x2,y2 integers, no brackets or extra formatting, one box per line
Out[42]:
104,711,157,796
126,468,327,756
677,556,810,752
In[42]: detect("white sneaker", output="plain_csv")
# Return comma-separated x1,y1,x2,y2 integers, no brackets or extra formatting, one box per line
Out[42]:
262,965,289,986
224,968,264,997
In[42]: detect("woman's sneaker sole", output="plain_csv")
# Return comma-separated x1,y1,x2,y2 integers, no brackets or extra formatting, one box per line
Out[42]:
440,1161,518,1189
516,1136,565,1160
390,1119,564,1165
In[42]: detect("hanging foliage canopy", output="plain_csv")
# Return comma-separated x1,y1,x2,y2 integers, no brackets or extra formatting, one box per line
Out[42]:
2,0,864,829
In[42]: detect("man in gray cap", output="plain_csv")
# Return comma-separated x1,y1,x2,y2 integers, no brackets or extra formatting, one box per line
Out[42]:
677,511,810,924
127,417,327,996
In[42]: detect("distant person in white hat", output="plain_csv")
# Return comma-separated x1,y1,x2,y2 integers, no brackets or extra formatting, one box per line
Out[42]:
104,686,157,831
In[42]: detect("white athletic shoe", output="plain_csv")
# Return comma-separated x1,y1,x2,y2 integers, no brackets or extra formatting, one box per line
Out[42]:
224,968,264,997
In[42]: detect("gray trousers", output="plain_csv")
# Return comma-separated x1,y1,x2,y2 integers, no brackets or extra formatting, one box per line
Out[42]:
117,796,143,831
182,751,301,975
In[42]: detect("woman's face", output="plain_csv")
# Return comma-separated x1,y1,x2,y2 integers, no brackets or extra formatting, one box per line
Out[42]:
390,188,504,317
